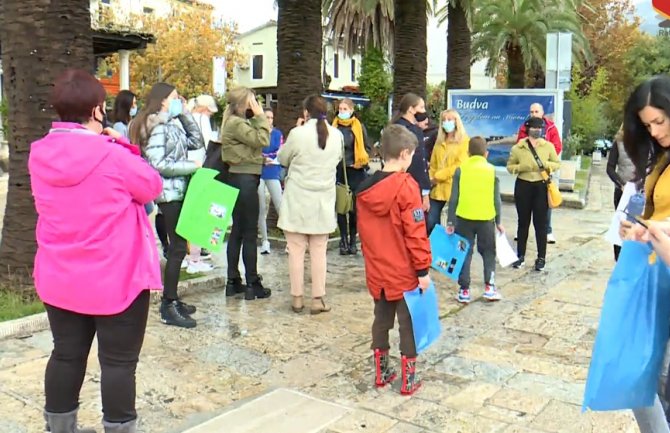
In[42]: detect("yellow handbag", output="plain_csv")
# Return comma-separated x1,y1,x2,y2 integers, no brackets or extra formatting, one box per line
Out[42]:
528,141,562,208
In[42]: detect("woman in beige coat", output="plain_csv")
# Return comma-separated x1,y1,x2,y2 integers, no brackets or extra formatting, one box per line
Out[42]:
278,95,343,314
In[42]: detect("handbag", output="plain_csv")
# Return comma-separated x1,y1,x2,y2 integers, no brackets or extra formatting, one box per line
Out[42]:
527,140,562,208
583,241,670,411
335,139,354,215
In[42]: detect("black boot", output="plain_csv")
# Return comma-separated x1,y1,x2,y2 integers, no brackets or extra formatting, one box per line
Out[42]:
339,238,349,255
225,278,245,297
348,233,358,255
245,276,272,300
160,299,196,328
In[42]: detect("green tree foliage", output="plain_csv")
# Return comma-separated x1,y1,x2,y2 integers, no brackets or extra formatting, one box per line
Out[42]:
357,47,392,142
566,66,610,154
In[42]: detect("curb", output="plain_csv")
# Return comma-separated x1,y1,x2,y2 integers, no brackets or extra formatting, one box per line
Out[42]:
0,274,227,341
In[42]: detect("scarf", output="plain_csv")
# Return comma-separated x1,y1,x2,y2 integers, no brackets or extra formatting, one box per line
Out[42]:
332,116,369,168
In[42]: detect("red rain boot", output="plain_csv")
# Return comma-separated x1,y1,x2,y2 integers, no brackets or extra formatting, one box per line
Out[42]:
400,355,422,395
374,349,397,387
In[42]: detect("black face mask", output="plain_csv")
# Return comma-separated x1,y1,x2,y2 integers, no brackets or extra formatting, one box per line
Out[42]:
245,109,255,119
95,106,108,129
414,111,428,122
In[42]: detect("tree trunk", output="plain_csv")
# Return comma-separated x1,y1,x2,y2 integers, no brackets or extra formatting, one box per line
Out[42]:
276,0,323,135
526,60,545,88
393,0,427,110
506,42,525,89
0,0,93,277
445,0,471,103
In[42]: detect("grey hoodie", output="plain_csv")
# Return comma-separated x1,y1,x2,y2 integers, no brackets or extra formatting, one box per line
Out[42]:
143,112,204,203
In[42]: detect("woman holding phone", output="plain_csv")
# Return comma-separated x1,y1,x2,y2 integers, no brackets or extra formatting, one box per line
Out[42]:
619,75,670,433
219,87,272,300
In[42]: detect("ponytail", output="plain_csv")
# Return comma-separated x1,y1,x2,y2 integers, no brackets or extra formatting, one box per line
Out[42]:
303,95,330,150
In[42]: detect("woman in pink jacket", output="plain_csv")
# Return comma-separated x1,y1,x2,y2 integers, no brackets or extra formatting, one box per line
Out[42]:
29,69,163,433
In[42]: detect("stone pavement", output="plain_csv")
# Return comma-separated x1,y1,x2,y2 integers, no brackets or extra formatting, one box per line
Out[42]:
0,165,641,432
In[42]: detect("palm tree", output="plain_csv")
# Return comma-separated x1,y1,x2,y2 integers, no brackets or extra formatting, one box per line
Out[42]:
323,0,430,107
0,0,94,276
436,0,473,92
471,0,591,88
276,0,323,134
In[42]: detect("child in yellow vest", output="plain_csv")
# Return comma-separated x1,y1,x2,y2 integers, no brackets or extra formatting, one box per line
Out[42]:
446,137,504,303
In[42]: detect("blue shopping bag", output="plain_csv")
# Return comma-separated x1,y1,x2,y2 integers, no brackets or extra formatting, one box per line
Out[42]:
583,241,670,411
429,225,471,281
403,282,441,354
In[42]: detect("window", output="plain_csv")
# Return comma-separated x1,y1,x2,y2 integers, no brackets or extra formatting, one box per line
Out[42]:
333,54,339,78
252,55,263,80
351,59,356,81
143,7,154,14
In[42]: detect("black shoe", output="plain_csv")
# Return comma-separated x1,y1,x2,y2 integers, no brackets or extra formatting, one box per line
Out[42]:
348,236,358,255
160,300,196,328
200,248,211,258
225,278,245,297
512,256,525,269
339,239,349,256
535,258,546,271
245,276,272,300
176,300,196,315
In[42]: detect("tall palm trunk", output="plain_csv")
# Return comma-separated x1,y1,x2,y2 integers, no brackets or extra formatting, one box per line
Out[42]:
506,42,525,88
276,0,323,135
526,60,545,88
0,0,93,277
445,0,471,100
393,0,427,109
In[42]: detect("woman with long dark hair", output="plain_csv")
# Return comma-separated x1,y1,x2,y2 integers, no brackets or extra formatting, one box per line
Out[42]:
129,82,204,329
332,98,370,255
278,95,343,314
112,89,137,138
219,87,272,300
30,69,162,433
620,75,670,433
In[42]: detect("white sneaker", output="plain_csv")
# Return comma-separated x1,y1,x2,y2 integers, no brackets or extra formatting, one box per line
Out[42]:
260,240,271,255
547,233,557,244
186,261,214,274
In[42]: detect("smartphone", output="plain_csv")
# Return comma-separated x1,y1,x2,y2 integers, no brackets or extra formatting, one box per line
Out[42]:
622,209,648,229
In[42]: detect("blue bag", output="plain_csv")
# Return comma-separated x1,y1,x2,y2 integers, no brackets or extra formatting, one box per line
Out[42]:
403,282,441,354
583,241,670,411
429,224,471,281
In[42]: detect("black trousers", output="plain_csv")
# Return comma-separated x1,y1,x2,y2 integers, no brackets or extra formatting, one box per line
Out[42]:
226,173,261,282
514,178,549,260
614,187,623,261
371,291,417,357
44,291,150,423
336,166,367,242
158,201,188,301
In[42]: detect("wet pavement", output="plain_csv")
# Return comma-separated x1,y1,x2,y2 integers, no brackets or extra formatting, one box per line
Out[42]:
0,164,641,432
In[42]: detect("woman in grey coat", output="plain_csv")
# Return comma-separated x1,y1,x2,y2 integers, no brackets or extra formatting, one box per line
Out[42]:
130,82,204,329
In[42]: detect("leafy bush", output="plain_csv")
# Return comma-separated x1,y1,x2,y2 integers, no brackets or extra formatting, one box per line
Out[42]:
566,67,610,152
358,47,392,143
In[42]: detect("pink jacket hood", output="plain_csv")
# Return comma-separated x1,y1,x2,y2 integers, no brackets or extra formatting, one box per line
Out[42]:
30,122,163,315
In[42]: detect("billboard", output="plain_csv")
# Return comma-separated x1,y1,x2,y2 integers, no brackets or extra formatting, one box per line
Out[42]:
447,90,564,166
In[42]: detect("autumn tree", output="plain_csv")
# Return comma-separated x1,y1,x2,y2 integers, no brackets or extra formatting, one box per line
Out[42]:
100,7,245,99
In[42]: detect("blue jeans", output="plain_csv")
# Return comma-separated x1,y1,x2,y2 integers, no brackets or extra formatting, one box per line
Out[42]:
427,199,447,235
546,207,553,234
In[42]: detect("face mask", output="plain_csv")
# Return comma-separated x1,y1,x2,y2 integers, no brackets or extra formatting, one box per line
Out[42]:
442,120,455,133
414,111,428,123
245,109,255,119
338,112,352,121
129,107,138,117
94,106,108,130
528,129,542,139
168,99,182,118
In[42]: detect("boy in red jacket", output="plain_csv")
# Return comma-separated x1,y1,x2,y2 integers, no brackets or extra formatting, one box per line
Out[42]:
356,124,433,395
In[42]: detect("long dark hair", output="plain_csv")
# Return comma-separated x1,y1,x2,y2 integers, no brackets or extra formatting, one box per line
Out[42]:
390,93,423,124
129,82,175,147
623,75,670,181
112,90,136,125
303,95,329,149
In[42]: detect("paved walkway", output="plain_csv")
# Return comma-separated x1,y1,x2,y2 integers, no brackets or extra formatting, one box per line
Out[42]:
0,164,640,432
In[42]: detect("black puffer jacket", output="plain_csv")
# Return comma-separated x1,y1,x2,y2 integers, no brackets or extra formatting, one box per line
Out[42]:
337,122,371,168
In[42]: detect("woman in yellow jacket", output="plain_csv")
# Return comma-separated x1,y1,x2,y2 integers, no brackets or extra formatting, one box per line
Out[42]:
427,109,469,234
